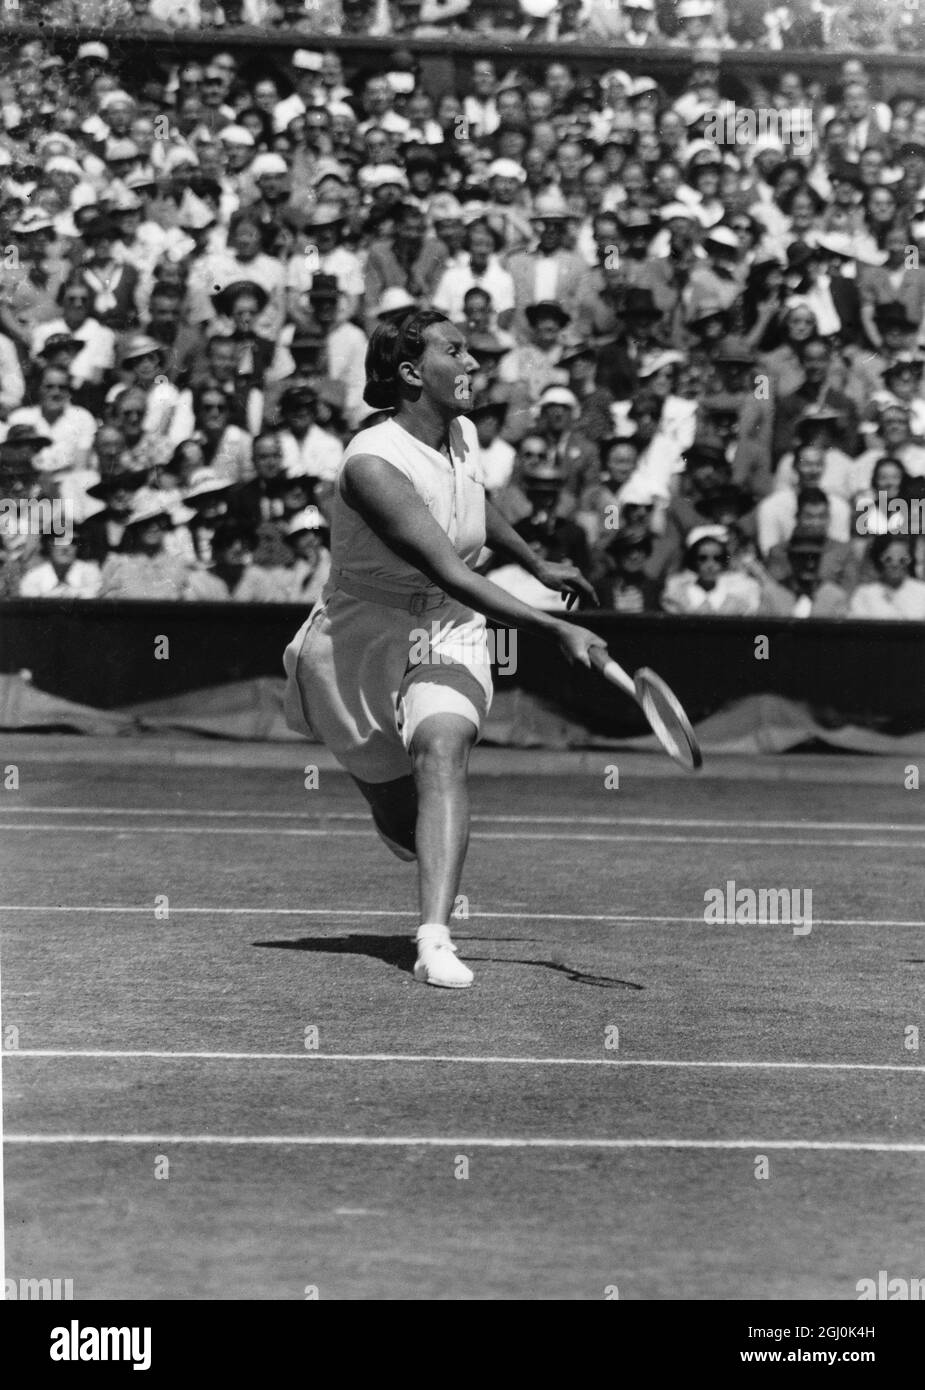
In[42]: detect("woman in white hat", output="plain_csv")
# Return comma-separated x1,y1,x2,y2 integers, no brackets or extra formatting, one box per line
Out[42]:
98,492,193,599
110,335,179,437
284,309,603,988
661,525,761,615
277,504,332,603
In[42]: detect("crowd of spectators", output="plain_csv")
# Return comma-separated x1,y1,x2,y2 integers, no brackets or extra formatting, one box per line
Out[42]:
2,28,925,621
4,1,924,52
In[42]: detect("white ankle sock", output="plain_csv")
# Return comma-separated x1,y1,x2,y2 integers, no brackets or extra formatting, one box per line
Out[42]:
415,922,452,948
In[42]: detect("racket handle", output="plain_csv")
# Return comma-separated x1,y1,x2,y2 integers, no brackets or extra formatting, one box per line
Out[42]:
589,645,637,698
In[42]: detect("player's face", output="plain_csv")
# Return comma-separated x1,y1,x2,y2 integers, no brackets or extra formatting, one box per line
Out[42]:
416,323,478,414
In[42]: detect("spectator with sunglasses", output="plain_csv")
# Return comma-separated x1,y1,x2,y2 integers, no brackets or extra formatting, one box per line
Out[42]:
33,281,116,392
186,380,253,484
109,386,172,475
7,366,97,477
849,534,925,618
661,525,761,615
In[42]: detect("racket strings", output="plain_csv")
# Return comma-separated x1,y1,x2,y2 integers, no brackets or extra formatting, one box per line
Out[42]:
635,670,701,771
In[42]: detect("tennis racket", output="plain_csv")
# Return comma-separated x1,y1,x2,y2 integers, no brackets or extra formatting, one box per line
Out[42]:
589,646,703,772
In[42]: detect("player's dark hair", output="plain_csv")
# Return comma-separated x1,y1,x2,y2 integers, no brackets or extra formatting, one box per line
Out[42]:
363,309,449,409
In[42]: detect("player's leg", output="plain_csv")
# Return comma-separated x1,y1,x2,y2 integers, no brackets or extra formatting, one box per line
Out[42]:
408,711,478,988
351,773,418,862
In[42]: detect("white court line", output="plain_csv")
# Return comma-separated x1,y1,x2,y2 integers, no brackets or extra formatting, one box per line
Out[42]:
1,904,923,927
6,1049,924,1074
5,1134,925,1152
6,806,925,834
0,823,913,849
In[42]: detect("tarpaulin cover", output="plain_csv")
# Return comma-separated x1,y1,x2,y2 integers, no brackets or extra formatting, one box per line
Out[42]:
4,672,925,756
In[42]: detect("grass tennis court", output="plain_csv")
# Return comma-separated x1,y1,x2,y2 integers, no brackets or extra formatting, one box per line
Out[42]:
2,740,924,1299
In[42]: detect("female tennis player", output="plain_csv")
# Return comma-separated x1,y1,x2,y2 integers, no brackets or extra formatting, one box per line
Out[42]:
284,310,606,989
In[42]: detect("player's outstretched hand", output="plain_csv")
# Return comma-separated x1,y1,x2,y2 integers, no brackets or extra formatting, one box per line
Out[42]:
554,622,609,669
534,559,599,610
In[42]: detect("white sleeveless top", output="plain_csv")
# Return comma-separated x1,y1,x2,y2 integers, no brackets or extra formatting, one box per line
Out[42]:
328,415,486,594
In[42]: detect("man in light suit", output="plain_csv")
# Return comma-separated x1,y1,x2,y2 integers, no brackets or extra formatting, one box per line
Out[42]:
505,189,590,343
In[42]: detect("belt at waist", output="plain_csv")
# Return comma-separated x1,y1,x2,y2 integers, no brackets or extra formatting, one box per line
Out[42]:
330,565,447,615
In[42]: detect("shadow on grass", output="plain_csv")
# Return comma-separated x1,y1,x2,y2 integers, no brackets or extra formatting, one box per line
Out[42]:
255,934,643,988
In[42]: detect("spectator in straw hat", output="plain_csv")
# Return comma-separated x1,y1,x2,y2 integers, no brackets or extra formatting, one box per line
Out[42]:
98,491,192,598
533,383,598,495
506,187,588,339
181,466,237,566
113,333,179,437
286,203,364,323
276,504,331,603
774,407,856,502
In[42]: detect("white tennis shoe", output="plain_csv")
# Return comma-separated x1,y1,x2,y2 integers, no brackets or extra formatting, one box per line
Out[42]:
413,925,473,989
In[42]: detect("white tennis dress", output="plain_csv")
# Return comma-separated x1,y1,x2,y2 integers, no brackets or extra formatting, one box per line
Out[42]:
283,414,493,782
